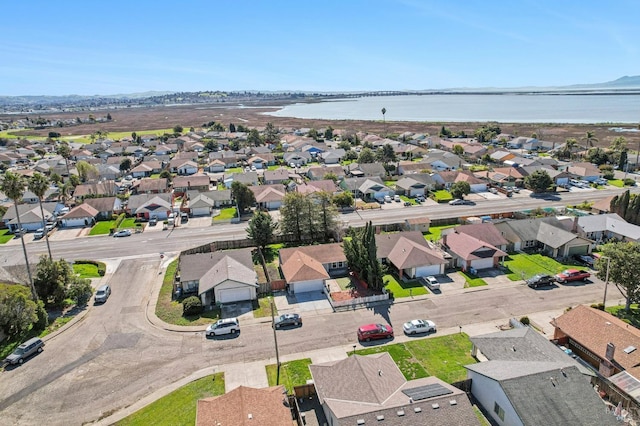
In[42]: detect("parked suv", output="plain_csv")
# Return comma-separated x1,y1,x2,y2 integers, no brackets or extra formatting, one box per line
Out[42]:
357,323,393,342
526,274,555,288
94,284,111,303
4,337,45,365
206,318,240,337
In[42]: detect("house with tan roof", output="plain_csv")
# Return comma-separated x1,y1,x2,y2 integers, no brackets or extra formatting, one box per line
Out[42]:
310,353,479,426
396,160,431,175
403,217,431,233
59,204,99,228
178,248,258,305
72,180,120,201
249,184,286,210
173,174,210,195
279,243,347,294
307,164,345,181
568,162,602,181
196,385,293,426
262,168,290,184
82,196,123,220
294,180,339,195
375,231,448,279
131,177,169,195
130,160,164,178
394,174,436,197
441,229,507,271
453,223,509,252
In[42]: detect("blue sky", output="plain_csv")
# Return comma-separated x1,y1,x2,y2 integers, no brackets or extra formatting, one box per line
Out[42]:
2,0,639,96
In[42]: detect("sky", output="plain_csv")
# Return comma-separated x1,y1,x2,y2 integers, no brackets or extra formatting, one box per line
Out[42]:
2,0,639,96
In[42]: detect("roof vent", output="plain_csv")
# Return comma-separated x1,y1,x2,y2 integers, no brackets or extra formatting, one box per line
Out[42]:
248,413,253,419
357,420,365,425
376,415,384,421
624,346,637,354
450,399,457,406
432,403,440,409
414,407,422,413
396,410,405,417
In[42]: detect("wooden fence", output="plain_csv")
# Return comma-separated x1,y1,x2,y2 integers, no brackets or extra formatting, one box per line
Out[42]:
329,292,390,310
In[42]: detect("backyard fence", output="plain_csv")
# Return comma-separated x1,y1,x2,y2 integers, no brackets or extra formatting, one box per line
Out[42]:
329,292,389,311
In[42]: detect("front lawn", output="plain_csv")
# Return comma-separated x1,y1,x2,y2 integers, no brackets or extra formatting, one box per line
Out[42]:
423,224,457,242
115,373,225,426
266,358,312,390
503,253,584,281
89,218,138,235
459,271,487,288
609,179,624,188
0,229,13,244
607,304,640,328
432,190,453,203
155,259,220,326
354,334,476,383
213,207,237,221
400,195,417,205
72,263,101,279
253,295,275,318
384,275,428,298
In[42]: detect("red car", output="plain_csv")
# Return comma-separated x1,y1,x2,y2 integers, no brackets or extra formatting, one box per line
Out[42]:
357,323,394,342
555,269,591,284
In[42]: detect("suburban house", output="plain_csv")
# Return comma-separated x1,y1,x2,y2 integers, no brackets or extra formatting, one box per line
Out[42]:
294,179,339,195
403,217,431,233
568,162,603,181
1,202,59,232
196,385,292,426
340,177,394,202
319,149,345,164
96,164,122,181
283,151,311,167
452,223,509,252
576,213,640,244
172,174,210,195
307,165,345,181
82,196,123,220
421,151,463,171
396,160,431,175
131,177,169,195
224,171,259,188
72,180,120,201
494,217,572,252
262,168,290,185
185,190,232,216
178,249,258,305
375,231,448,279
130,160,164,178
127,193,173,220
394,174,436,197
249,184,286,210
247,154,276,169
279,243,347,294
309,353,479,426
345,162,386,179
59,204,99,228
536,221,593,258
441,229,507,271
173,159,199,176
204,158,226,173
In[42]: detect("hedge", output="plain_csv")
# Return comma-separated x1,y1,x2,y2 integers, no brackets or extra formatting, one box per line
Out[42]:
110,213,127,234
74,259,107,276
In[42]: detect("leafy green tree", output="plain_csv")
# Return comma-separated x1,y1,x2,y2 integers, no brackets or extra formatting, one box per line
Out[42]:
229,123,236,133
66,277,93,306
376,144,397,164
619,149,628,171
344,150,358,161
173,125,184,134
610,136,627,152
264,122,279,144
597,242,640,312
324,172,339,183
314,191,338,241
582,131,598,148
247,128,263,146
119,158,132,172
324,126,334,140
204,140,219,152
343,222,384,291
452,145,464,156
76,160,98,183
228,139,241,151
558,138,578,159
357,147,376,164
247,211,278,250
33,256,74,306
587,148,609,166
474,123,501,142
280,192,308,243
524,170,553,193
50,173,62,186
237,124,249,133
450,181,471,199
231,181,256,214
333,191,354,209
439,126,452,138
69,174,81,187
338,140,352,151
0,284,39,337
1,171,35,299
28,173,53,259
307,128,319,139
159,170,173,182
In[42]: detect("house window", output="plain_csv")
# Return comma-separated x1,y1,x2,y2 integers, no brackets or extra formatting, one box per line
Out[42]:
494,402,505,421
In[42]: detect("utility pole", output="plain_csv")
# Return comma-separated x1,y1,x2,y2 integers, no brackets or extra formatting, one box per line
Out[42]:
602,256,611,308
271,300,281,384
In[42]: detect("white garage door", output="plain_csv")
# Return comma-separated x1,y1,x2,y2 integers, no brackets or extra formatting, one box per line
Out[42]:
292,279,324,294
415,265,441,278
217,287,252,303
471,258,495,270
192,207,211,217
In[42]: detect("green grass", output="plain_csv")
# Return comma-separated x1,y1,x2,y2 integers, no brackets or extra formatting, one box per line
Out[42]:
0,229,13,244
502,253,584,281
432,190,453,202
609,179,624,187
72,263,101,279
213,207,237,221
423,224,457,242
459,271,487,288
353,334,476,383
267,165,281,171
115,373,225,426
253,295,275,318
384,180,396,188
335,277,352,290
89,218,138,235
606,304,640,328
383,275,428,298
400,195,417,204
225,167,243,174
266,359,312,391
155,259,220,326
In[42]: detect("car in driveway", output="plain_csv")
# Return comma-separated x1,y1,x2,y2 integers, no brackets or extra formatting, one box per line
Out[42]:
526,274,555,288
273,313,302,329
403,319,437,335
421,276,440,291
206,318,240,337
113,229,132,238
4,337,44,365
357,323,393,342
573,254,595,268
34,228,45,240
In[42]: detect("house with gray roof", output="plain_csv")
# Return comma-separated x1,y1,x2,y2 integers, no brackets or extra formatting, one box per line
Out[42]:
466,362,616,426
283,151,312,167
224,171,259,188
262,168,290,184
1,202,60,232
340,177,393,202
536,221,592,258
310,353,479,426
185,190,232,216
394,174,436,197
127,193,173,220
178,248,258,305
319,148,345,164
307,165,345,181
494,217,570,252
345,162,387,179
576,213,640,244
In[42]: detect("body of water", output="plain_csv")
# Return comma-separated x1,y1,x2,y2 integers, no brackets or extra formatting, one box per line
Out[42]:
267,93,640,124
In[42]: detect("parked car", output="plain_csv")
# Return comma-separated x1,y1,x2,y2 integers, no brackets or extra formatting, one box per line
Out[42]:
449,199,475,205
421,276,440,291
206,318,240,336
384,195,392,203
180,212,189,222
45,223,56,232
526,274,555,288
573,254,595,268
34,228,45,240
13,228,27,236
273,313,302,329
113,229,132,238
357,323,394,342
94,284,111,303
404,202,412,206
394,195,401,202
4,337,44,365
555,269,591,284
403,319,437,335
148,216,158,226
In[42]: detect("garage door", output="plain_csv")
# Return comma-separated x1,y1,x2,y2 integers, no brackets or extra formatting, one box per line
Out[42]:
567,245,589,256
415,265,441,278
292,279,324,294
471,257,495,270
217,287,252,304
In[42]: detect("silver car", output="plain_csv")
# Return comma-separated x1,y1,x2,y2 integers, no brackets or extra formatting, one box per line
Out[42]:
4,337,45,365
206,318,240,337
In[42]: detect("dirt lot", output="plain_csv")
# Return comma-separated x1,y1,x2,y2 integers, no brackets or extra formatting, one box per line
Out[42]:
2,101,638,150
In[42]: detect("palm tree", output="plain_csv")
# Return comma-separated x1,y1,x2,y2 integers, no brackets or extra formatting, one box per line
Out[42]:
381,107,387,135
582,131,598,148
1,171,36,300
56,142,72,180
560,138,578,159
29,173,53,259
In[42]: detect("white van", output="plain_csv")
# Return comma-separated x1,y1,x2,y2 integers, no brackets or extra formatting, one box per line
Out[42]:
167,213,175,226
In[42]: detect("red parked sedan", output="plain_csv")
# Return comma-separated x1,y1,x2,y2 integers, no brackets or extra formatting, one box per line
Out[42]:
357,323,394,342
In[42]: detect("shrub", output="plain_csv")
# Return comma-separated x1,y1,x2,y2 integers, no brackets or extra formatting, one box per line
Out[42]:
183,296,203,316
519,316,530,325
624,178,636,186
591,303,605,311
74,259,106,276
114,213,126,229
33,299,48,332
